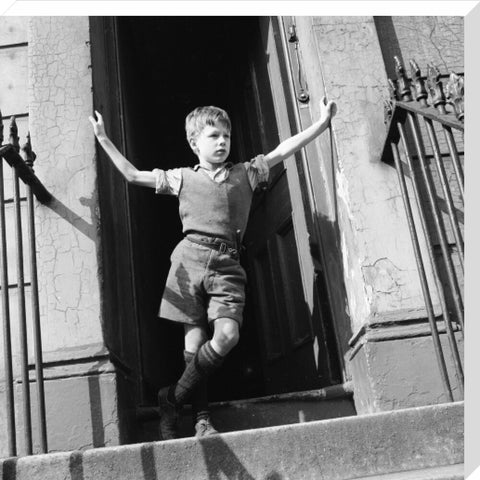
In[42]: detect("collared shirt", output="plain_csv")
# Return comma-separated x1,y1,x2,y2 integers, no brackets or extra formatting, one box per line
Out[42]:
153,155,269,196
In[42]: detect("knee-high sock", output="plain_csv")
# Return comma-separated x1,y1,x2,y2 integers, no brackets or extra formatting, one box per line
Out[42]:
184,350,210,422
169,341,224,406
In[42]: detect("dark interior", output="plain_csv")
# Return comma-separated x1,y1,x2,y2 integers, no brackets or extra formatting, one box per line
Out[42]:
116,17,265,403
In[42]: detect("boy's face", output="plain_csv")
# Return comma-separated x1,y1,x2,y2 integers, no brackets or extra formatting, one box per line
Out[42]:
191,121,231,167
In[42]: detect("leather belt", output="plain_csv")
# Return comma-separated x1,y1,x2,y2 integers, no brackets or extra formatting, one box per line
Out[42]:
186,235,239,259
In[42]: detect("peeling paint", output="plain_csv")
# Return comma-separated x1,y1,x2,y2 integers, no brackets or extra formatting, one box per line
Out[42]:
27,17,103,354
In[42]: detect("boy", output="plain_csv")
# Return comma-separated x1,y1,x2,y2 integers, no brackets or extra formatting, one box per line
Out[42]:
89,97,336,440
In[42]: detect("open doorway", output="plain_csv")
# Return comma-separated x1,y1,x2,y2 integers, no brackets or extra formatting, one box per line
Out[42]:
97,16,342,406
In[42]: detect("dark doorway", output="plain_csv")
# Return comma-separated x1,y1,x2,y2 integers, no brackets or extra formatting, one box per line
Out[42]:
101,17,341,405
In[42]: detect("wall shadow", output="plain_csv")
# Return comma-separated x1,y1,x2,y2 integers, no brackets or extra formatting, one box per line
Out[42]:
373,17,404,79
43,195,97,242
69,450,84,480
198,435,282,480
1,457,17,480
140,443,158,480
87,371,105,448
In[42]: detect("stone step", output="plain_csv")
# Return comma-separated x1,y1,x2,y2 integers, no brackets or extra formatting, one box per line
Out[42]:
0,401,463,480
351,463,463,480
137,383,356,441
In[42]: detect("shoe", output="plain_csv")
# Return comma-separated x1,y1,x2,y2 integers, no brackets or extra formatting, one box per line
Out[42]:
195,417,219,438
158,386,180,441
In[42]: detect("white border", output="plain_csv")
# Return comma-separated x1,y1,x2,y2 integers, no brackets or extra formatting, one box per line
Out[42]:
0,0,478,477
0,1,478,17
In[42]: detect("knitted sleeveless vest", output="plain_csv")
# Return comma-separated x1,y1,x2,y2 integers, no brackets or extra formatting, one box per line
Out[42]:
178,164,253,243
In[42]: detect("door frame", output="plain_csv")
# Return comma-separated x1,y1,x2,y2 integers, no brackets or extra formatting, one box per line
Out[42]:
89,16,146,405
90,16,344,407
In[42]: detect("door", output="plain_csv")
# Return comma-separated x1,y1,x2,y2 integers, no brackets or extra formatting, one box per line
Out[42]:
240,18,341,394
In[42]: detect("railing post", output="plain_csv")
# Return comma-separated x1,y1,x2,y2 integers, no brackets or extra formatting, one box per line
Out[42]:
384,58,464,402
21,132,48,453
11,116,34,455
0,109,50,456
424,68,464,272
0,111,17,456
396,120,464,393
0,109,3,145
390,138,453,401
406,111,464,328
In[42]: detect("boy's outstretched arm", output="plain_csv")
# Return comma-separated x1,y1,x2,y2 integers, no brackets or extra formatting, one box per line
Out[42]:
264,96,337,168
88,111,156,188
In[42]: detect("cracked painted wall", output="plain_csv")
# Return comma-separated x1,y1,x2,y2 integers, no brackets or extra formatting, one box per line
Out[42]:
0,16,120,456
302,16,440,334
294,16,464,412
376,16,464,78
27,17,103,358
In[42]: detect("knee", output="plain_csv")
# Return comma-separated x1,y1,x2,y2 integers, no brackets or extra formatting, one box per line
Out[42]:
213,320,240,351
185,326,208,353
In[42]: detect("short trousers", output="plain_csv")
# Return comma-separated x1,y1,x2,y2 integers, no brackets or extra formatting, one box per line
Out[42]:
159,237,247,326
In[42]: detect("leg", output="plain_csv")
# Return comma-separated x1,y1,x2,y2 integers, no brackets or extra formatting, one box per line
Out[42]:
158,321,236,440
183,325,211,427
184,324,208,353
211,317,240,356
166,317,240,407
184,320,240,437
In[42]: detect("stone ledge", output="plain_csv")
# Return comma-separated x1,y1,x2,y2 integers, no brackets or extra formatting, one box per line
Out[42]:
0,401,463,480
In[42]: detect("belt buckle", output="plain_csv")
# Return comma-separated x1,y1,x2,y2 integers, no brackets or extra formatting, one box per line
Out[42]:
219,242,227,254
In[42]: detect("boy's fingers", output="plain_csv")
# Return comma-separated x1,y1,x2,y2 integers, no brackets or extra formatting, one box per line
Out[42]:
329,102,338,117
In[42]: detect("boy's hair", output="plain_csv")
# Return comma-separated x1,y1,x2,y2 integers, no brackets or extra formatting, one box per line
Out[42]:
185,106,231,144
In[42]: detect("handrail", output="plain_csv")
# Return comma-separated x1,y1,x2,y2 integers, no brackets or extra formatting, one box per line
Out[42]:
380,57,464,403
0,115,52,205
393,101,463,130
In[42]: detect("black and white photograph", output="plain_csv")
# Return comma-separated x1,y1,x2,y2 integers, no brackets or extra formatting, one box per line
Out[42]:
0,3,474,479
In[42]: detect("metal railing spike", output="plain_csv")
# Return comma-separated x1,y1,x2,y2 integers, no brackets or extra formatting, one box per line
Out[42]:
410,60,428,105
446,72,464,122
394,56,412,101
9,116,20,152
426,64,446,112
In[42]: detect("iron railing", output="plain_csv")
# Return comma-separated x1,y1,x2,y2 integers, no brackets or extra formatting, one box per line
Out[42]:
382,58,464,402
0,111,51,457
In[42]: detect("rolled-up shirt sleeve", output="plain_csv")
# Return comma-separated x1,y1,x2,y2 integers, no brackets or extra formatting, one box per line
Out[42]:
244,155,270,191
152,168,182,196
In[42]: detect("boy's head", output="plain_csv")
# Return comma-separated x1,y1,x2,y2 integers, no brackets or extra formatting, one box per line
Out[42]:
185,106,231,154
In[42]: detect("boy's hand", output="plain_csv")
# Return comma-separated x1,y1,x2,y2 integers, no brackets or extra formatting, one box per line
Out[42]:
88,110,107,139
320,96,337,123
